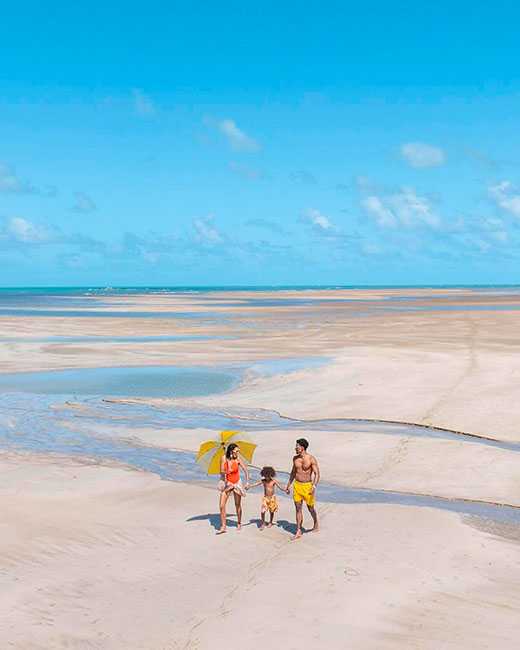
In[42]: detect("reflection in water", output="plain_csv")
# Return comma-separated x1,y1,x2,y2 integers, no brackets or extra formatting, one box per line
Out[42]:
0,309,222,319
0,367,239,397
0,358,328,397
0,335,231,343
46,395,520,453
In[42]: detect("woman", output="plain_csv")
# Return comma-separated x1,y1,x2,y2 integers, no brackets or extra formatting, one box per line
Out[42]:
217,443,249,534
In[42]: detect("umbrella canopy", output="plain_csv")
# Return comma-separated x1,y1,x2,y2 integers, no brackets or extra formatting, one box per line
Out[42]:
196,430,256,475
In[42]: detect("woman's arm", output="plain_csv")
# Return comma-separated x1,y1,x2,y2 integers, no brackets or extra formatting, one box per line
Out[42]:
220,456,226,481
238,457,250,484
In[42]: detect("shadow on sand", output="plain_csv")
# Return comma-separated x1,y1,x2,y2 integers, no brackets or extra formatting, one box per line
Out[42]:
187,513,298,535
187,513,255,531
248,517,298,534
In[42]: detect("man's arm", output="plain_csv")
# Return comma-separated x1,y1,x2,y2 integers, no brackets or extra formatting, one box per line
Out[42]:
311,456,320,492
285,459,297,492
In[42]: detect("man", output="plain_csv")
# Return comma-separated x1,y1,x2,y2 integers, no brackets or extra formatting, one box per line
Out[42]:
285,438,320,540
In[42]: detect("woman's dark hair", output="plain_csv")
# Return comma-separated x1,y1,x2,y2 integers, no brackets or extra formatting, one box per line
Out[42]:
225,443,239,459
296,438,309,450
260,466,276,479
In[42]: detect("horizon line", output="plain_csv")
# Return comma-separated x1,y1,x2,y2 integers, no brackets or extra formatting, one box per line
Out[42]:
1,284,520,290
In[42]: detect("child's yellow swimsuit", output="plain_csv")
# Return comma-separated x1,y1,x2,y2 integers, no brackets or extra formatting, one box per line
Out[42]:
293,480,315,507
261,495,278,513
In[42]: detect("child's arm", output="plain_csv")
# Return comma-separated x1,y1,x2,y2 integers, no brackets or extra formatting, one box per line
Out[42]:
246,479,263,491
273,480,286,492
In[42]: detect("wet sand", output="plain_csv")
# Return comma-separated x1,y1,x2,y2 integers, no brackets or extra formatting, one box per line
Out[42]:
2,288,520,648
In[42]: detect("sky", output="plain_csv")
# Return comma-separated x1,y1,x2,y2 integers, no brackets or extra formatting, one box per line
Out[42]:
2,1,520,286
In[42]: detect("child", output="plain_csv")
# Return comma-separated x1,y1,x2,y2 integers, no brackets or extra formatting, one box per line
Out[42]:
246,466,286,530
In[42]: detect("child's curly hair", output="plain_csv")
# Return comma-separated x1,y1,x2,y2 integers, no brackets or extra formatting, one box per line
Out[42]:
260,466,276,480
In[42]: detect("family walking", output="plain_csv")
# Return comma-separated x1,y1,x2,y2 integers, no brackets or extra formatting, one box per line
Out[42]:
217,438,320,539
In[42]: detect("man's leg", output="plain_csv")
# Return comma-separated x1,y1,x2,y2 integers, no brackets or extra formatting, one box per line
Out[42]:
292,501,304,539
307,503,319,532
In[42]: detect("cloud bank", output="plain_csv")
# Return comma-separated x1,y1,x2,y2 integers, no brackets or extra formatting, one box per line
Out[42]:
217,119,259,152
401,142,445,168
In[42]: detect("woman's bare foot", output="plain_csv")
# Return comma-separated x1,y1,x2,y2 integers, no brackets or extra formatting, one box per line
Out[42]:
310,526,320,533
259,523,266,530
216,528,227,535
267,522,273,528
291,529,303,540
237,524,242,531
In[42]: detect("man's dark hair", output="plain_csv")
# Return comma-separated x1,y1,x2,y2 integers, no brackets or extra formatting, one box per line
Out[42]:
260,466,276,479
296,438,309,450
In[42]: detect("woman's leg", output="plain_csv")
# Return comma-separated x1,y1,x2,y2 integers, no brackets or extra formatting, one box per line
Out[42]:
218,490,230,534
233,492,242,530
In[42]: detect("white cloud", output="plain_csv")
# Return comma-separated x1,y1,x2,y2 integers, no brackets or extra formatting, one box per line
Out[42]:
392,188,440,227
473,238,492,252
489,181,520,218
72,192,97,213
361,196,396,227
218,119,259,152
401,142,445,168
477,216,508,243
0,163,37,194
132,89,156,117
6,217,49,243
301,208,334,231
193,216,223,244
362,188,440,229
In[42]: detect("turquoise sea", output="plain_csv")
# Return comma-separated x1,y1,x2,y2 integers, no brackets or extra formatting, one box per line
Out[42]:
2,284,520,296
1,285,519,317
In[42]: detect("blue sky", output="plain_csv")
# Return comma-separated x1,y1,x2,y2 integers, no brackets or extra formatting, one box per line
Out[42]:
2,1,520,286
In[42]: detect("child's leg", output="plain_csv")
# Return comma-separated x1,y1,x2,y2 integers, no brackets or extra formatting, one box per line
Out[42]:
267,509,275,526
260,506,266,529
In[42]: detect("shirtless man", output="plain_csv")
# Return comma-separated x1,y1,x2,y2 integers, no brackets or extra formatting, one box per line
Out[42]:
285,438,320,540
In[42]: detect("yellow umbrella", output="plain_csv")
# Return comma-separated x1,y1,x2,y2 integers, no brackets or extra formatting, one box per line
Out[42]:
196,430,256,475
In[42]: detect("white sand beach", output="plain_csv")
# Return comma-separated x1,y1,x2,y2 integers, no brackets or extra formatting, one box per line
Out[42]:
2,288,520,648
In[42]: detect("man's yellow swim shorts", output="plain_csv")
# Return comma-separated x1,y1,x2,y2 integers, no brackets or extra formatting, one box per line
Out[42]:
293,480,315,507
